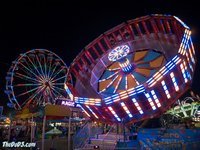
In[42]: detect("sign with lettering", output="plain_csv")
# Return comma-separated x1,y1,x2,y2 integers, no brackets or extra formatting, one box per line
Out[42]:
61,100,75,107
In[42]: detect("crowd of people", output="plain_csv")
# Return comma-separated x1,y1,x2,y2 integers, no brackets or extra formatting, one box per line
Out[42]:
0,125,31,142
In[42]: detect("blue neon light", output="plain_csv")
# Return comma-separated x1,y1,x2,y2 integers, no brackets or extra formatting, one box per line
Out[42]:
86,105,99,119
121,102,133,118
170,72,179,92
146,54,182,88
145,93,156,110
64,84,74,100
77,104,91,117
75,97,101,106
161,80,171,99
132,98,144,114
150,90,161,107
104,84,146,105
173,16,190,29
108,106,121,121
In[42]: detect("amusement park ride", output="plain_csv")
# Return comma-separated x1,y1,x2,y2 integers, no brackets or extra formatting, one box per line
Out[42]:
65,14,197,124
5,49,68,110
5,14,199,125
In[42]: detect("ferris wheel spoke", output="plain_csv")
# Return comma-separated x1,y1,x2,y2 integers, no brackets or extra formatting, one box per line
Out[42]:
43,56,48,78
50,89,61,103
50,66,65,80
52,82,64,86
47,59,53,78
52,75,66,83
36,55,46,78
36,91,43,102
30,85,46,101
50,90,58,99
51,86,64,97
31,55,41,76
36,92,44,105
14,83,41,87
21,86,45,107
18,61,35,78
16,86,39,97
26,55,44,79
15,72,39,83
18,61,41,80
52,85,65,92
49,64,59,79
49,89,57,103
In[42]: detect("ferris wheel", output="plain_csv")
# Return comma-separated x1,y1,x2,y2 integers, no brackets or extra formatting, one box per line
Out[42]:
5,49,68,110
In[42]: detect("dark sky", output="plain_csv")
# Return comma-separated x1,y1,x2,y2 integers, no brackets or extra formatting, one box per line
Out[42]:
0,0,200,114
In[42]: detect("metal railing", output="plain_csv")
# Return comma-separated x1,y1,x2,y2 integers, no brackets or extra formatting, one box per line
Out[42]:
73,122,103,149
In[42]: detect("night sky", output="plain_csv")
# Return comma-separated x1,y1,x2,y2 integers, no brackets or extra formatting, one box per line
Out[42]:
0,0,200,115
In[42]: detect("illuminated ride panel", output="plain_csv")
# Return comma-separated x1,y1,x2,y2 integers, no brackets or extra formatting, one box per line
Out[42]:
65,14,196,124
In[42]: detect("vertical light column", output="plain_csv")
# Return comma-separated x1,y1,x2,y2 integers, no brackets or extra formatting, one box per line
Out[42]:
185,48,194,72
120,102,133,117
151,90,161,108
132,98,144,114
180,63,188,83
189,38,196,62
170,72,179,91
161,80,171,99
178,29,190,55
183,60,192,80
145,93,156,110
108,106,121,121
